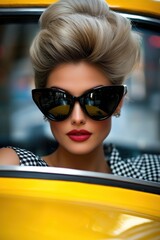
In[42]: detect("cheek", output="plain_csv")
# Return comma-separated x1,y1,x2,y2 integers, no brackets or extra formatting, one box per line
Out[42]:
49,121,64,139
95,118,112,140
96,118,111,131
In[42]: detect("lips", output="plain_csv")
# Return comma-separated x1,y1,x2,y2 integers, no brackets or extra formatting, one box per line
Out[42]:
67,129,92,142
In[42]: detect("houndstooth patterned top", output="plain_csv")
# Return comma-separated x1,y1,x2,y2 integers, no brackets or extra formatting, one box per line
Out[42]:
7,145,160,182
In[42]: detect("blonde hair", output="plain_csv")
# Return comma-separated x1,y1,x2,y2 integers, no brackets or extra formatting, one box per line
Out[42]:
30,0,141,88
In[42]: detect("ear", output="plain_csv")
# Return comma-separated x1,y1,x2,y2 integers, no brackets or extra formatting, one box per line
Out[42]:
118,97,124,110
113,96,124,116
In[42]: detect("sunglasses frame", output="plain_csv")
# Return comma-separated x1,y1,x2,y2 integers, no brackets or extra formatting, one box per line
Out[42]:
32,85,127,121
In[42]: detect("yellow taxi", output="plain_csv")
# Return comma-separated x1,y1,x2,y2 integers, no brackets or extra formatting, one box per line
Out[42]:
0,166,160,239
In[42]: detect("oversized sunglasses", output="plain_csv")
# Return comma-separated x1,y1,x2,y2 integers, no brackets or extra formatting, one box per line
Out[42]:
32,85,127,121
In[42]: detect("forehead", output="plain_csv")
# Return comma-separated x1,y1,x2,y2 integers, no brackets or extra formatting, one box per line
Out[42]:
46,62,111,95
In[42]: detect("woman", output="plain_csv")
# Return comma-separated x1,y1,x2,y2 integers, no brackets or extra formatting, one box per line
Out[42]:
0,0,159,181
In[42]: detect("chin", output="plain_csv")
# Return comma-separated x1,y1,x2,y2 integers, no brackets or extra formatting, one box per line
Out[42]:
64,144,101,156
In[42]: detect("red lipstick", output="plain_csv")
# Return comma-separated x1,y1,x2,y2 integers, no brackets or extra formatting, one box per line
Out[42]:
67,129,92,142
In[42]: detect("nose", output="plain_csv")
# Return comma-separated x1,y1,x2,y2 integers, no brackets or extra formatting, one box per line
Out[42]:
70,102,86,125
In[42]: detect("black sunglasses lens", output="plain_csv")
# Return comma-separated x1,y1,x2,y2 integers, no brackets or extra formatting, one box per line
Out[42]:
84,86,124,120
32,89,72,121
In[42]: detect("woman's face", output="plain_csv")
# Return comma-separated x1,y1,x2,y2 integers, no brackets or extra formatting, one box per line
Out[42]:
46,62,113,155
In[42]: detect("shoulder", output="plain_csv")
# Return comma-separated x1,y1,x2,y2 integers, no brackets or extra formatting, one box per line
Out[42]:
0,146,48,166
105,144,160,182
135,153,160,180
0,147,19,165
131,153,160,182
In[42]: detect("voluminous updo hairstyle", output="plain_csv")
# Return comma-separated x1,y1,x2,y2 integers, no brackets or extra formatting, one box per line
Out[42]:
30,0,141,88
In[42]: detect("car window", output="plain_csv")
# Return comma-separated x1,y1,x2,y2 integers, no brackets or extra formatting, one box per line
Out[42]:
0,11,160,155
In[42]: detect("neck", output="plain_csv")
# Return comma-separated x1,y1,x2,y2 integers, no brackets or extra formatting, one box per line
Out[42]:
47,144,111,173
